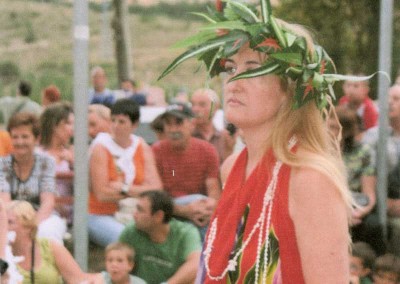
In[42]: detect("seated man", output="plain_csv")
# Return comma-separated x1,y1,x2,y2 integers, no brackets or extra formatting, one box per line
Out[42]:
152,103,221,239
88,66,115,107
119,190,201,284
191,88,236,164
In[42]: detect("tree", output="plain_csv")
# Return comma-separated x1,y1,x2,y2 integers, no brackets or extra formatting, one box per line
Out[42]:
276,0,380,98
111,0,132,84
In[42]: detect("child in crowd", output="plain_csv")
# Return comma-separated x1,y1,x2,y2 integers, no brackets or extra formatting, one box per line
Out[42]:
94,242,146,284
372,254,400,284
350,242,376,284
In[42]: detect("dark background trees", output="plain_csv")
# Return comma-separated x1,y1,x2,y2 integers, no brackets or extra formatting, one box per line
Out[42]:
276,0,400,99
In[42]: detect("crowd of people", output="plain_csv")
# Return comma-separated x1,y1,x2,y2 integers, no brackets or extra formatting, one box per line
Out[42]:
0,73,238,283
1,0,400,282
0,69,399,283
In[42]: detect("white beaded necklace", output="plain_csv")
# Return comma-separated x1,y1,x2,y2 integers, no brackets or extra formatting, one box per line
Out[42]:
204,137,297,283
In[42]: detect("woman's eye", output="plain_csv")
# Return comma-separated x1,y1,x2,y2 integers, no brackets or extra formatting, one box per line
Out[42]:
246,64,262,72
224,66,237,75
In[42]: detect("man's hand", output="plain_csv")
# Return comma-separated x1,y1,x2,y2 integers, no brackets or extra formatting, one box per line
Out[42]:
186,198,216,227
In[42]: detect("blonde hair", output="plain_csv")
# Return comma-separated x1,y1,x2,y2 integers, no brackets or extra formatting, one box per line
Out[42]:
7,200,38,239
88,104,111,121
105,242,135,263
270,21,353,220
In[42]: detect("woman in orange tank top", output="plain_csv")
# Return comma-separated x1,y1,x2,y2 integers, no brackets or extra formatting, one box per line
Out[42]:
88,99,162,247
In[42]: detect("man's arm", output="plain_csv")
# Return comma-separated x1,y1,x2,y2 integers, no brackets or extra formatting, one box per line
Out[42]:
166,251,201,284
171,177,220,227
205,177,220,201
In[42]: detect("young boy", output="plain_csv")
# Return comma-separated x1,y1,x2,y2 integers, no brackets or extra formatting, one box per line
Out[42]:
350,242,376,284
372,253,400,284
98,242,147,284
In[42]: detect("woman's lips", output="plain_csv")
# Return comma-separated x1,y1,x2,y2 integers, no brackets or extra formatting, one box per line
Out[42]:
226,97,244,106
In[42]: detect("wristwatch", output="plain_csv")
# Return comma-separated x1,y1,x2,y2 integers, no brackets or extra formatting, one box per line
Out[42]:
120,183,129,196
0,258,8,276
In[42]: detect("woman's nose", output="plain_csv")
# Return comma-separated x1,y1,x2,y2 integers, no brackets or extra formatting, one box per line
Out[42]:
224,76,245,94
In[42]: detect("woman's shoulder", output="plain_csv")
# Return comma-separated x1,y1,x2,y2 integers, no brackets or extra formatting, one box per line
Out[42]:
0,154,12,166
34,150,56,164
289,166,347,214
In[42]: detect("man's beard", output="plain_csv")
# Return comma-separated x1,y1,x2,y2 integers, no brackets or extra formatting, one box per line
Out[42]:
168,132,184,140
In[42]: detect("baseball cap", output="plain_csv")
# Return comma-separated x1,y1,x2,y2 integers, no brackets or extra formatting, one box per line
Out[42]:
161,103,194,120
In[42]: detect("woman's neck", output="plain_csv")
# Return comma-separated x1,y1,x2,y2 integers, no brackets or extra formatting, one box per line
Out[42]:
48,137,66,151
241,125,270,176
113,134,132,148
13,154,35,172
12,236,34,256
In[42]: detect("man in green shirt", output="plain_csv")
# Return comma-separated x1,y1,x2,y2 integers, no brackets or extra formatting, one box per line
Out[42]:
119,190,201,284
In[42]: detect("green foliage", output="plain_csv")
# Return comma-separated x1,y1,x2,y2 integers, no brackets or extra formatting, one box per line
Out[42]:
275,0,381,99
1,0,398,103
23,62,74,102
24,21,36,43
0,61,20,84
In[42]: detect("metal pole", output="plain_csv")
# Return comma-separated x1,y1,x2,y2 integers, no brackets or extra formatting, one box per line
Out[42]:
73,0,89,270
376,0,393,242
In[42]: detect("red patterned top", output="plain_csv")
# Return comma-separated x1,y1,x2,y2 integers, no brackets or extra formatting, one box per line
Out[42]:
197,148,304,283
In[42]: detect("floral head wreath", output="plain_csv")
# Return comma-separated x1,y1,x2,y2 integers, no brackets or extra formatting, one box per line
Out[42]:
159,0,385,110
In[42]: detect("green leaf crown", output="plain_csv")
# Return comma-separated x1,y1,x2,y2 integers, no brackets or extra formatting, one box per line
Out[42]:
158,0,353,109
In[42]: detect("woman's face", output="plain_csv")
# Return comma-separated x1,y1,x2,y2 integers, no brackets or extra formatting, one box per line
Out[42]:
54,113,74,144
7,210,25,236
111,114,136,138
223,47,286,130
10,125,37,157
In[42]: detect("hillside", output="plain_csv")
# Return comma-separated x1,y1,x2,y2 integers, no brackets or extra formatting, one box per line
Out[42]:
0,0,222,102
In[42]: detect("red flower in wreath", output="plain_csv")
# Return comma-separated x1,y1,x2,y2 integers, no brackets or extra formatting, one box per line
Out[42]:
256,38,281,52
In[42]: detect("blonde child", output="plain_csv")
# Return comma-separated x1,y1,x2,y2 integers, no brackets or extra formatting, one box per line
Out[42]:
97,242,146,284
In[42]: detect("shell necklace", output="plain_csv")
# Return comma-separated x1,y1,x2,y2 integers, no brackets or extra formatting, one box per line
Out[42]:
204,137,297,283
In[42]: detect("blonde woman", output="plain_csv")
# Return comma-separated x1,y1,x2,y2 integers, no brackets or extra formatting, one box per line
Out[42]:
159,0,356,282
6,200,97,283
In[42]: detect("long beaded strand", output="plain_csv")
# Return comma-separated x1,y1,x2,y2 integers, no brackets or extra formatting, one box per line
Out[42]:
204,137,296,282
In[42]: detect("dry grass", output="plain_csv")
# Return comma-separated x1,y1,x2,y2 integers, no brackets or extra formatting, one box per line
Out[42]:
0,0,223,100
